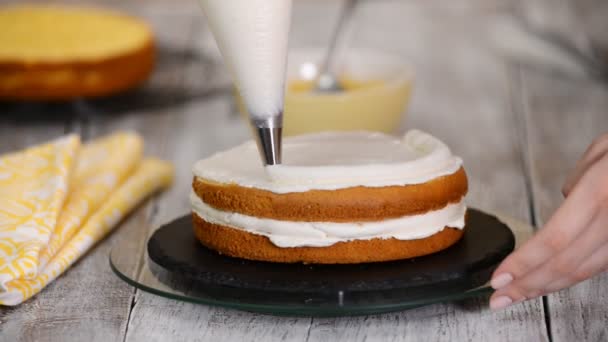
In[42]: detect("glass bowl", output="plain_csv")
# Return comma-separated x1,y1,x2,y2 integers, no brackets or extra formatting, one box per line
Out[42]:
236,48,414,136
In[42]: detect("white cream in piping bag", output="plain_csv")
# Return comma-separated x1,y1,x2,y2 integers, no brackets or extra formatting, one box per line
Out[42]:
193,130,463,193
198,0,292,119
191,192,466,248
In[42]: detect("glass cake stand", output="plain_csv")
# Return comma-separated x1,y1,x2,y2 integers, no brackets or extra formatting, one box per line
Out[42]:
109,210,533,317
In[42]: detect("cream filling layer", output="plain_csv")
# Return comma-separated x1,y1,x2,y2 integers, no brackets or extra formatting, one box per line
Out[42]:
193,130,463,194
190,192,466,248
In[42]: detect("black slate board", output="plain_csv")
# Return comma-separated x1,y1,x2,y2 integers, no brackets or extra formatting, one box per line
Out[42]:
147,209,515,295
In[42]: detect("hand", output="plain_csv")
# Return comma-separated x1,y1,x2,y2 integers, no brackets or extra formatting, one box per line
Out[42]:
489,133,608,310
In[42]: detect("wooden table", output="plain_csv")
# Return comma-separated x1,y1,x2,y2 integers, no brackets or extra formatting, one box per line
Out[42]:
1,0,607,341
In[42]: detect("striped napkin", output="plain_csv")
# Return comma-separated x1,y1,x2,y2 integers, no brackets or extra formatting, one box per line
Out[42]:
0,132,173,305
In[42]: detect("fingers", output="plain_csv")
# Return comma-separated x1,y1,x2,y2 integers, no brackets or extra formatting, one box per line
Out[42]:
491,178,598,288
543,243,608,294
563,133,608,196
490,154,608,310
493,155,607,284
491,210,608,304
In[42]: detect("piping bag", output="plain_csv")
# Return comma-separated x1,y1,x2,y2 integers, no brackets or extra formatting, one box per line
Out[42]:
198,0,293,165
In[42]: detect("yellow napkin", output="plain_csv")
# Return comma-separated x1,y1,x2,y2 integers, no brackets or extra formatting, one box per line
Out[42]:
0,132,173,305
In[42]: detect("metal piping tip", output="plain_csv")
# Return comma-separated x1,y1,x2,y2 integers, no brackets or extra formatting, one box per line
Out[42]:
250,115,282,165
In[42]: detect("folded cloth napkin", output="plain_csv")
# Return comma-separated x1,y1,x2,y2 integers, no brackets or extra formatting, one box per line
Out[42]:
0,132,173,305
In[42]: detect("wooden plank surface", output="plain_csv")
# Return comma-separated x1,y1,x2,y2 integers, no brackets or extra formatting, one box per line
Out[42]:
1,1,545,342
2,0,607,340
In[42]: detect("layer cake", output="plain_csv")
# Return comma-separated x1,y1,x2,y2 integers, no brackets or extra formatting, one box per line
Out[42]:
191,130,468,264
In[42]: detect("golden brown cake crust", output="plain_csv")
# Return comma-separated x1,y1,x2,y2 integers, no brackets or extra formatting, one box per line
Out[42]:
192,213,465,264
193,167,467,222
0,40,155,100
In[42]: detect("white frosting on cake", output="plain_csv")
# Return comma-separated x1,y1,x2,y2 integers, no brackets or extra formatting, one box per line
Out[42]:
198,0,292,119
193,130,463,193
191,192,466,247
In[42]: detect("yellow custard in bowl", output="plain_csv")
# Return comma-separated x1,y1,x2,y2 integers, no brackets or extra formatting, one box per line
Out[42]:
237,48,414,136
